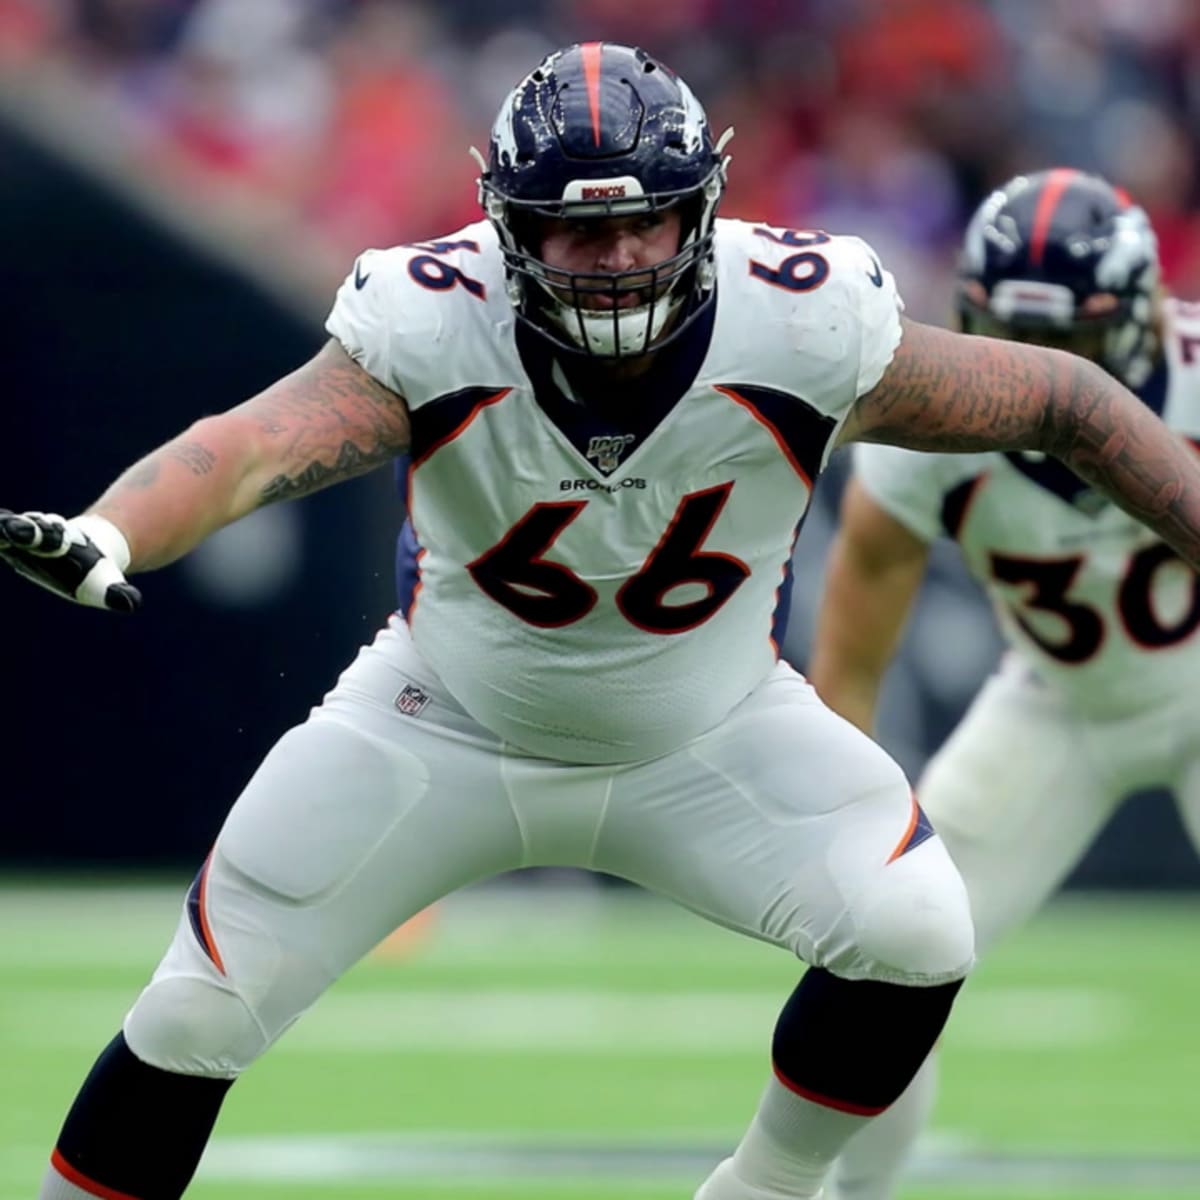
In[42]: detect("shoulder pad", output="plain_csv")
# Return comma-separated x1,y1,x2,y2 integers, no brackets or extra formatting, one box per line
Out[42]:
324,222,509,399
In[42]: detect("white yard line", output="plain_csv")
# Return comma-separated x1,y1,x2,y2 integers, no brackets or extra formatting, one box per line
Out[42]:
0,984,1128,1054
191,1132,1200,1189
0,885,762,969
7,1131,1200,1194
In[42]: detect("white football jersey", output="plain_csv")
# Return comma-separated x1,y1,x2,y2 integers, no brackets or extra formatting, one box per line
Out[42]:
327,217,902,762
855,298,1200,717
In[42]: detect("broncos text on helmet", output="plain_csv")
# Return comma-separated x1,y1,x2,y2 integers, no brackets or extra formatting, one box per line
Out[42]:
957,168,1161,389
470,42,733,359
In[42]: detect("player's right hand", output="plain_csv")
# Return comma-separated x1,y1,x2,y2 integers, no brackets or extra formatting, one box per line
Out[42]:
0,511,142,613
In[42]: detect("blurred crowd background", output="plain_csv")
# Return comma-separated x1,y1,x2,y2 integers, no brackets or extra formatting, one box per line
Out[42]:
3,0,1200,883
5,0,1200,309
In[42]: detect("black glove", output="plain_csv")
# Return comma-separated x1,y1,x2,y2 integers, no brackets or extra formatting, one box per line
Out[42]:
0,510,142,612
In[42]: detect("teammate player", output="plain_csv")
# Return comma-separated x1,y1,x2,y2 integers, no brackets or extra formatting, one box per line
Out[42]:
5,47,1200,1200
810,169,1200,1200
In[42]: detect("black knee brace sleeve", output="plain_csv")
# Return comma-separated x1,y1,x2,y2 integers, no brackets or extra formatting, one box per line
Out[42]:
771,967,963,1113
52,1032,233,1200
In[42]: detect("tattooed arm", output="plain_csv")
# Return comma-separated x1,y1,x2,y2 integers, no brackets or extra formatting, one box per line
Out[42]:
836,318,1200,570
89,340,410,571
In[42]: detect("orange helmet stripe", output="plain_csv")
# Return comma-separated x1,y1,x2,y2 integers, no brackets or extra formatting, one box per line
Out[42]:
581,42,604,147
1029,167,1080,266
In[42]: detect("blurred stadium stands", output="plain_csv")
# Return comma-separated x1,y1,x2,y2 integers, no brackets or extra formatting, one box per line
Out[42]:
2,0,1200,885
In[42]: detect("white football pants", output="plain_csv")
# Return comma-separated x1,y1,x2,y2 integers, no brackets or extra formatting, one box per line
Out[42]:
123,617,973,1078
917,653,1200,953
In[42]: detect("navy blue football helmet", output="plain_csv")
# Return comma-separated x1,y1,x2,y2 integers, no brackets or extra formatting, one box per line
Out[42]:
957,168,1161,388
473,42,732,359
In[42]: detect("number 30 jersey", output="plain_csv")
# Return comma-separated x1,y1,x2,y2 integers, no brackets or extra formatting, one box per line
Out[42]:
855,298,1200,718
326,217,902,762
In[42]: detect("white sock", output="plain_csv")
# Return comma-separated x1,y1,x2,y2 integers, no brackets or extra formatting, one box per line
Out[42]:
696,1073,879,1199
39,1157,103,1200
828,1055,938,1200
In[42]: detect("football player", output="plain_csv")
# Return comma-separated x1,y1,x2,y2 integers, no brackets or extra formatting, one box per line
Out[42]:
6,47,1200,1200
810,168,1200,1200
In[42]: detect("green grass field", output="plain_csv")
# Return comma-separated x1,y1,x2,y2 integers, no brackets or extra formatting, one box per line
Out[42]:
1,880,1198,1200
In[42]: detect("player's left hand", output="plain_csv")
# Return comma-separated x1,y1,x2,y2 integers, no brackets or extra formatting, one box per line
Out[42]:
0,510,142,613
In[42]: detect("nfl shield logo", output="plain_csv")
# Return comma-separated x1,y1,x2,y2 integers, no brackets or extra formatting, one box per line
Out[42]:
586,433,636,473
394,683,431,717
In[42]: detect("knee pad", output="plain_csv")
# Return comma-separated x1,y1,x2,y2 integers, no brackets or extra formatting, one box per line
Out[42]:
851,838,975,983
123,975,267,1079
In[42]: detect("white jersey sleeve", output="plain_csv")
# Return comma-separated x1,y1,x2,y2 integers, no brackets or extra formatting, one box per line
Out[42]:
705,222,904,469
324,246,416,394
854,442,987,544
323,222,510,406
801,233,905,463
840,235,905,398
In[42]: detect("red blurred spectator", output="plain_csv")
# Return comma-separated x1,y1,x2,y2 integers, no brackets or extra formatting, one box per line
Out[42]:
0,0,65,64
836,0,1003,112
304,2,477,255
